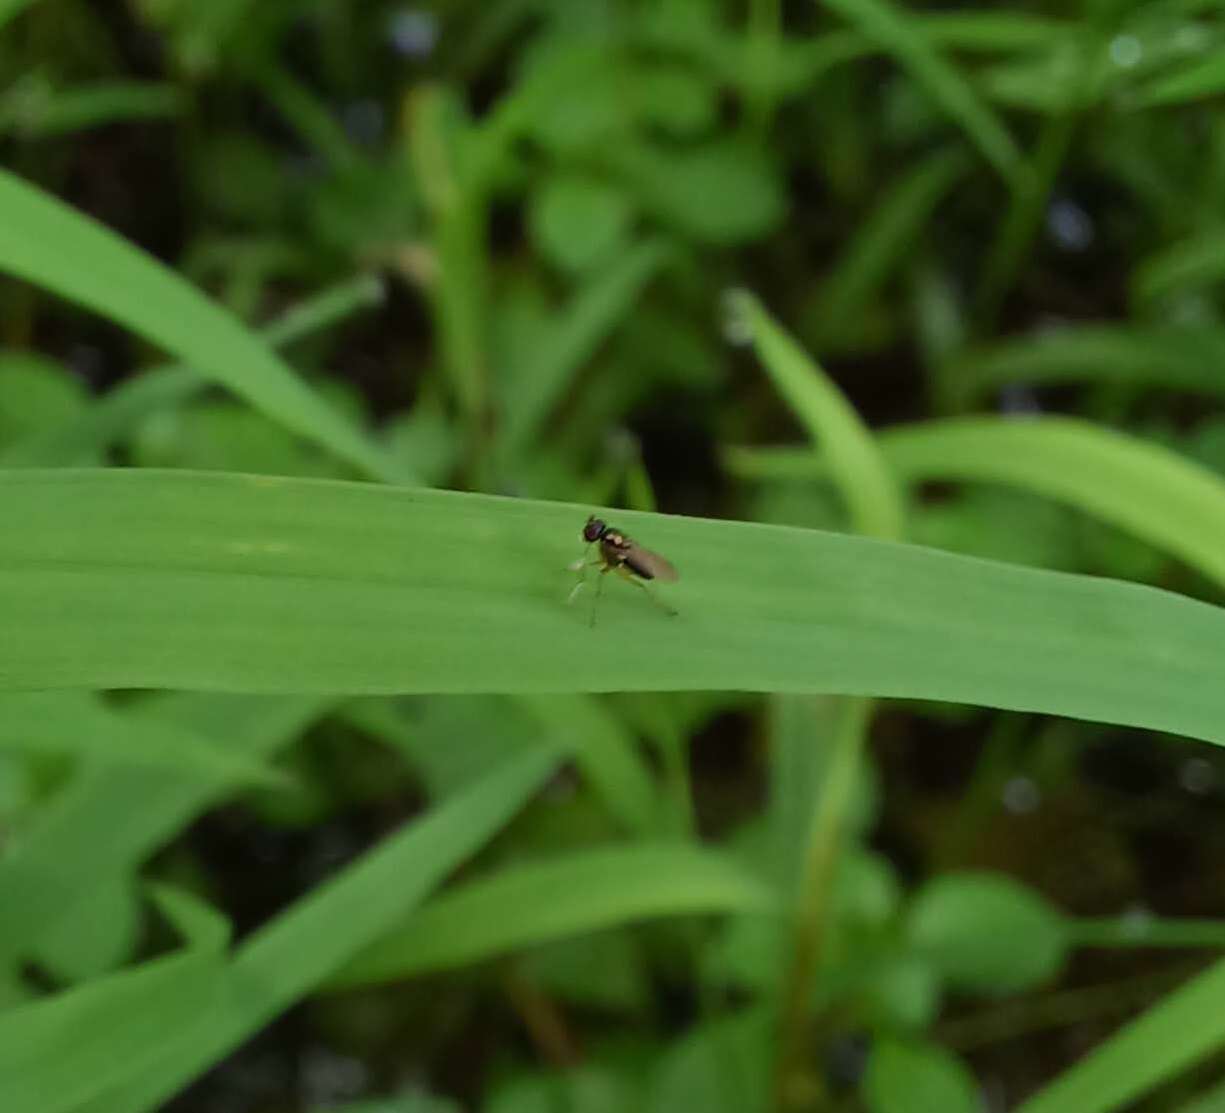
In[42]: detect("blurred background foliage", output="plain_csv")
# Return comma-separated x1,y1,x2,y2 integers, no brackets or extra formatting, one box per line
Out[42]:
8,1,1225,1111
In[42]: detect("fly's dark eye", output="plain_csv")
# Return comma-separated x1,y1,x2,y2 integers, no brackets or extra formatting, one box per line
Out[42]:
583,517,606,543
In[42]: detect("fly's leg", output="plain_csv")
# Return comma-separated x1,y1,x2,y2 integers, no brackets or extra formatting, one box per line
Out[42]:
566,545,601,605
618,566,678,617
589,565,609,627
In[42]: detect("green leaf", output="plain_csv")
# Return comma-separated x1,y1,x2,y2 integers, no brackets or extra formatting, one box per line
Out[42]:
0,170,402,481
731,416,1225,590
1133,230,1225,304
819,0,1022,182
0,352,88,446
864,1038,981,1113
809,149,968,350
0,886,229,1113
3,470,1225,755
499,240,665,454
331,843,772,987
648,1010,771,1113
1137,48,1225,106
727,291,905,540
0,80,181,138
515,694,659,834
907,873,1067,994
75,749,558,1113
0,692,282,785
529,175,634,273
953,326,1225,402
623,140,785,245
1,273,384,468
1015,956,1225,1113
0,695,326,970
32,873,139,982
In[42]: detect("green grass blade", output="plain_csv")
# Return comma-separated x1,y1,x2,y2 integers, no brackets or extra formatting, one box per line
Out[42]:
0,82,182,138
0,692,281,785
515,694,659,835
3,469,1225,749
77,749,558,1113
730,416,1225,589
809,150,967,349
0,170,402,481
1,273,384,468
0,694,327,968
1137,50,1225,106
499,240,666,454
819,0,1022,182
728,291,904,540
330,844,775,988
880,416,1225,589
1015,958,1225,1113
0,886,228,1113
952,326,1225,402
1133,231,1225,305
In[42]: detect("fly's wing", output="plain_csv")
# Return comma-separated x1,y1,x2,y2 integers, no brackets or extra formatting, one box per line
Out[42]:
625,544,678,582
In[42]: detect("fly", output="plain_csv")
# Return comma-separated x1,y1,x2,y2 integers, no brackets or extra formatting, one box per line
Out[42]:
567,515,679,627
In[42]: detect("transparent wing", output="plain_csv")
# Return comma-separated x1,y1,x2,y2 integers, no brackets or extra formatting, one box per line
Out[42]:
625,544,678,582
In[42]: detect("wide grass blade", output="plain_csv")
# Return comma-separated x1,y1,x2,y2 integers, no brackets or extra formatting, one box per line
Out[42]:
74,748,558,1113
3,470,1225,749
1015,957,1225,1113
0,694,327,969
0,886,228,1113
819,0,1022,182
330,844,775,988
0,170,403,481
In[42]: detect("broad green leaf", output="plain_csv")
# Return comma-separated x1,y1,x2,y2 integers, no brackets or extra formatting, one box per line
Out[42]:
809,149,968,349
728,291,904,540
907,873,1067,994
819,0,1022,182
952,326,1225,402
1015,956,1225,1113
529,175,634,273
0,694,326,969
33,873,139,982
3,471,1225,755
0,885,229,1113
75,749,558,1113
330,844,774,988
864,1038,981,1113
1,273,384,468
0,352,88,445
0,170,402,481
730,417,1225,589
648,1010,771,1113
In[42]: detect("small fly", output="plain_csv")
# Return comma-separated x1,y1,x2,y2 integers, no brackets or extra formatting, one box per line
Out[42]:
567,515,679,627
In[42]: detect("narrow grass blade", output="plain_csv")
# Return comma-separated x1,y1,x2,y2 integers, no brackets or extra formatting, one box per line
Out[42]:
1,273,384,468
730,416,1225,590
3,470,1225,751
515,694,659,835
499,240,666,454
0,695,327,968
0,886,228,1113
951,326,1225,403
1015,957,1225,1113
809,150,967,349
0,692,281,785
329,844,775,988
1137,51,1225,106
0,82,181,138
0,170,402,481
728,291,904,540
1133,231,1225,305
879,416,1225,589
819,0,1022,182
76,749,558,1113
